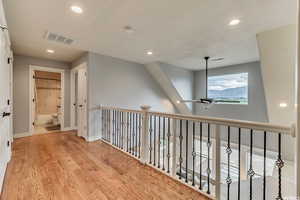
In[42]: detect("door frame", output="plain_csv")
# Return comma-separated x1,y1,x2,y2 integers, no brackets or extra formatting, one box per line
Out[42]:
29,65,65,135
70,62,87,130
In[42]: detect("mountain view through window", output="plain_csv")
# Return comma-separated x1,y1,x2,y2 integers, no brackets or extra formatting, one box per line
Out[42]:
208,73,248,104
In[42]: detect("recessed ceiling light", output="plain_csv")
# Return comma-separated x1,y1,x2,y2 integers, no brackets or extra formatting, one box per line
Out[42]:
46,49,55,54
229,19,240,26
71,5,83,14
176,100,181,104
124,26,134,33
147,51,153,55
279,102,288,108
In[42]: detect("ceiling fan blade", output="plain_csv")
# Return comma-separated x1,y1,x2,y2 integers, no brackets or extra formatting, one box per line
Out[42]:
180,100,202,103
215,100,241,103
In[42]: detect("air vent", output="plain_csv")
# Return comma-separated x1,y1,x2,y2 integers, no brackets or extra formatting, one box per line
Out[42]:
44,31,74,45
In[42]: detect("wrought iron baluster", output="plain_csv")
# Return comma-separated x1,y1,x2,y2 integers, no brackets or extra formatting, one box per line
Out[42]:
238,128,241,200
101,110,104,139
192,121,195,186
158,116,161,168
135,113,138,157
226,126,232,200
109,110,111,142
185,120,189,183
115,110,117,146
207,123,211,195
118,111,121,148
149,115,153,164
132,113,135,155
118,111,120,148
113,110,115,146
263,131,267,200
117,111,119,148
129,112,132,154
179,120,183,179
154,116,157,166
126,112,129,152
105,110,107,141
199,122,203,190
104,110,106,140
138,113,141,158
248,129,254,200
121,112,123,149
116,110,118,147
167,117,171,173
276,133,284,200
163,117,166,171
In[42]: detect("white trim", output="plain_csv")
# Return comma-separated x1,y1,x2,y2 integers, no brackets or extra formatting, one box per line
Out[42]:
14,132,31,139
29,65,65,135
87,135,102,142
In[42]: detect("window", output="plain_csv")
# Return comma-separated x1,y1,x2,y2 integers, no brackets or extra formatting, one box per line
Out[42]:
208,73,248,104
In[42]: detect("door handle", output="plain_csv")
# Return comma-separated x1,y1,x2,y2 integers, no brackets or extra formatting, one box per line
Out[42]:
78,105,83,108
2,112,11,118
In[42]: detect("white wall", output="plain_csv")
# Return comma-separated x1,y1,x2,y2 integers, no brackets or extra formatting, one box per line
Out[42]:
257,24,297,126
13,55,71,134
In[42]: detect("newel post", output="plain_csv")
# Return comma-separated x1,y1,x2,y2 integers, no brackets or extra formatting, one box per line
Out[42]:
140,105,151,164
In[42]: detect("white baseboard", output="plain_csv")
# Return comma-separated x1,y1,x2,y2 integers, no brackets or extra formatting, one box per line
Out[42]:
87,135,101,142
14,132,31,139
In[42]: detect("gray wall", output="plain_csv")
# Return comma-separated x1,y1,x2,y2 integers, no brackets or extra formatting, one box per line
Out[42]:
194,61,269,122
160,63,194,111
87,53,175,112
85,52,176,139
13,55,71,134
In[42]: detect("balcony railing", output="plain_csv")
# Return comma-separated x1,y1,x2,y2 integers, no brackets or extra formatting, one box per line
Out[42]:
92,105,296,200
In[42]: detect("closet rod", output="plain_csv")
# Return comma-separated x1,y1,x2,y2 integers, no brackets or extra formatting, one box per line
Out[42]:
33,76,61,81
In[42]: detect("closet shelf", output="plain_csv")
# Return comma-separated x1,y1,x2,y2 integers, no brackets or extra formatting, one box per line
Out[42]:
36,87,61,90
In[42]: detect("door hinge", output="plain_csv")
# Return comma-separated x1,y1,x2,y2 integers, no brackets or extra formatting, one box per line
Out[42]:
32,98,35,102
7,99,10,105
7,141,10,147
32,122,35,126
7,57,11,64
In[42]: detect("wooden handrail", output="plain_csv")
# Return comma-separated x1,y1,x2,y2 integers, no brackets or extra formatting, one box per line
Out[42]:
91,105,295,137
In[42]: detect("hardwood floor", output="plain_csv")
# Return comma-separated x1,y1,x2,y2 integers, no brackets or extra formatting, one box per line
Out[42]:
1,131,209,200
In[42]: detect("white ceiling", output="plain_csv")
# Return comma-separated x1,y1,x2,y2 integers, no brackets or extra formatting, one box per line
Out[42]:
3,0,297,69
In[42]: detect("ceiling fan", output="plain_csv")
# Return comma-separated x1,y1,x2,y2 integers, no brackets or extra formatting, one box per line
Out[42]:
179,56,240,108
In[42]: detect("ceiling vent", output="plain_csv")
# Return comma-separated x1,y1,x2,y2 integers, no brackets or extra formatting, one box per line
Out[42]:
44,31,74,45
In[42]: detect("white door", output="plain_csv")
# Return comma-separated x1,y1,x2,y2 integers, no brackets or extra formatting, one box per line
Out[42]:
0,29,11,191
77,68,87,139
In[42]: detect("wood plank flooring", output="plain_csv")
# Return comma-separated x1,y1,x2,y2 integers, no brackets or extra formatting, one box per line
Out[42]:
1,131,209,200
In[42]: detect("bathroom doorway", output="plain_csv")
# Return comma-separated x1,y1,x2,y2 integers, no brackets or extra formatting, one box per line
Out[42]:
29,66,65,135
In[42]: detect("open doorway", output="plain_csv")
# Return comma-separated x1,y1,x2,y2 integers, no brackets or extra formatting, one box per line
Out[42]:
70,63,87,140
29,66,65,135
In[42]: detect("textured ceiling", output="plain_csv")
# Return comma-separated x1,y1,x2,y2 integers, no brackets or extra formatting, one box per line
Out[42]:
3,0,297,69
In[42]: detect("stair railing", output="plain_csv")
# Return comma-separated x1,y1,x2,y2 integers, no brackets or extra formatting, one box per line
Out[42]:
93,105,296,200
